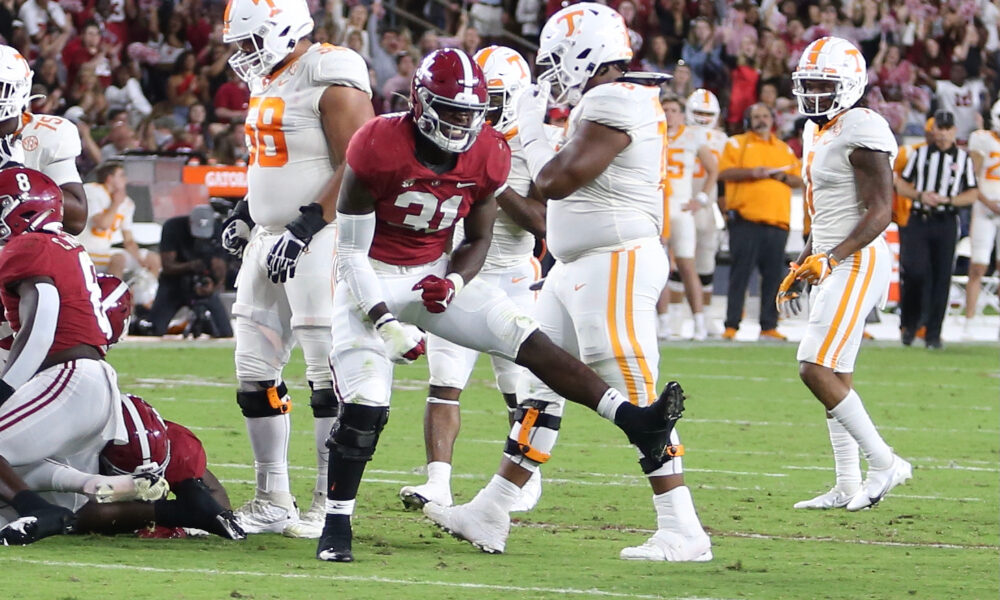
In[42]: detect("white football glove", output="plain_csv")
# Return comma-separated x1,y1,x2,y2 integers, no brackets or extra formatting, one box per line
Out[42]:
221,198,254,258
374,314,426,365
514,81,551,133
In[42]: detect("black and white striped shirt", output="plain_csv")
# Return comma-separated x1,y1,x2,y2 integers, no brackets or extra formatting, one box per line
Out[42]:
901,142,977,214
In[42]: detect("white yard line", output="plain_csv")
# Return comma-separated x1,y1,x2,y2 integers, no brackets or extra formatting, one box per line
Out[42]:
0,558,730,600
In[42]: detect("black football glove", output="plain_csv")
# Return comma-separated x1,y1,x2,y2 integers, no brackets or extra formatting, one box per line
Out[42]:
221,197,254,259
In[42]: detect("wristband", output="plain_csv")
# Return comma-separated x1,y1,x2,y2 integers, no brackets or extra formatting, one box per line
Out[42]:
374,313,396,330
445,272,465,295
286,203,328,241
826,252,840,268
694,191,709,207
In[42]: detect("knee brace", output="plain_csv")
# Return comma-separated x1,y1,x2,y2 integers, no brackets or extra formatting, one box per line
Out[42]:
326,403,389,463
698,273,714,288
236,381,291,417
666,271,685,293
504,399,562,469
309,382,339,418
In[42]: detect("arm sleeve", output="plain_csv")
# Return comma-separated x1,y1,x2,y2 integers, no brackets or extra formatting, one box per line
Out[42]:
1,282,58,389
335,211,383,315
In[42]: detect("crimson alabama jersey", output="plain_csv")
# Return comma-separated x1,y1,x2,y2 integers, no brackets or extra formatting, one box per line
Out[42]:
163,421,208,487
347,113,511,266
0,231,113,354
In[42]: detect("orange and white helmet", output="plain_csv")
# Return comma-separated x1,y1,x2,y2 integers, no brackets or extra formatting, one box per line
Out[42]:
536,2,633,106
792,36,867,119
223,0,313,82
990,99,1000,133
0,45,32,122
686,88,720,127
474,46,531,135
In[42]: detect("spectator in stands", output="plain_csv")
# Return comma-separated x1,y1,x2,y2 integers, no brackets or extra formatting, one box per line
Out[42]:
62,20,115,89
895,110,978,349
932,61,988,143
78,161,161,281
758,80,795,140
198,25,232,98
106,64,153,128
33,55,60,94
211,122,249,166
19,0,68,44
724,34,760,133
469,0,504,38
655,0,687,63
213,69,249,125
641,34,671,74
515,0,541,42
100,120,139,161
719,1,759,58
145,204,232,338
718,103,802,341
368,6,401,87
66,63,108,124
682,17,725,90
759,36,792,85
342,3,370,59
167,50,208,124
783,17,809,66
380,51,414,111
665,60,695,99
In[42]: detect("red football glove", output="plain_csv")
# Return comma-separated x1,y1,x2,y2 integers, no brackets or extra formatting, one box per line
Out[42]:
412,274,462,313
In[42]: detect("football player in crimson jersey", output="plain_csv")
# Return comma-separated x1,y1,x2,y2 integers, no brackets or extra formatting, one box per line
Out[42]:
427,3,712,562
319,47,683,563
0,167,119,545
220,0,374,539
0,45,88,234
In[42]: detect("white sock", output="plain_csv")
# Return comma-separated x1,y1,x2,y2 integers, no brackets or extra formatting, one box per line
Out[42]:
478,474,522,513
692,312,706,332
829,390,893,470
826,417,861,494
325,498,355,516
668,302,683,325
314,416,335,497
246,414,291,495
596,388,627,421
426,461,452,488
653,486,706,538
657,313,671,336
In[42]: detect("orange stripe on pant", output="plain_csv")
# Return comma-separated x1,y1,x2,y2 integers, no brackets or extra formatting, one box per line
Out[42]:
622,247,656,403
607,248,656,405
829,247,877,366
816,250,864,366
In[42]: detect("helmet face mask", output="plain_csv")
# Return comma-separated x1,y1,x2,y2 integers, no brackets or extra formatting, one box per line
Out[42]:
223,0,314,82
0,45,32,123
792,36,867,120
411,49,488,153
685,88,720,127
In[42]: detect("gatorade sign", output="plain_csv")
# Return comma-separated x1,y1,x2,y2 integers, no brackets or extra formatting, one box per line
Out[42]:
182,165,248,197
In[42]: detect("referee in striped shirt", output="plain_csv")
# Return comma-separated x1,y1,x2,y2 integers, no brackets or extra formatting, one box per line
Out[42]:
895,110,978,348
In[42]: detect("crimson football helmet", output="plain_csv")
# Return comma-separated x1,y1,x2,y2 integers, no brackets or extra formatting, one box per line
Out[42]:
0,167,63,244
411,48,489,153
97,274,132,345
100,394,172,479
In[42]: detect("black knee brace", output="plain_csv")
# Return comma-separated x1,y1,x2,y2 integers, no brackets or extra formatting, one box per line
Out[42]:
326,404,389,463
699,273,714,287
668,270,683,283
236,381,291,418
309,383,339,418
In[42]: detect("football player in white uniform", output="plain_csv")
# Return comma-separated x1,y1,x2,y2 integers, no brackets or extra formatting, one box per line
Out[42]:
656,95,717,341
686,89,727,336
0,45,87,235
963,99,1000,338
779,36,912,511
398,46,550,513
425,3,711,561
220,0,374,538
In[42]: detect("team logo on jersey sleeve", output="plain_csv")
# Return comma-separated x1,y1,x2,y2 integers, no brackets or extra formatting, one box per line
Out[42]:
21,136,37,151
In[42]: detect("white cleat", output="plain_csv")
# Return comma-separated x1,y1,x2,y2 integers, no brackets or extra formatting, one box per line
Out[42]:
399,483,452,511
793,487,856,509
283,492,325,539
88,473,169,503
234,493,299,534
423,500,510,554
692,325,708,342
620,530,713,562
846,455,913,511
706,318,725,337
510,470,542,513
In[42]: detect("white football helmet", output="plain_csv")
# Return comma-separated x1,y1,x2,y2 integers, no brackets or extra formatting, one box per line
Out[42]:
792,36,867,119
686,88,720,127
536,2,633,106
0,45,32,122
474,45,531,135
223,0,314,82
990,99,1000,133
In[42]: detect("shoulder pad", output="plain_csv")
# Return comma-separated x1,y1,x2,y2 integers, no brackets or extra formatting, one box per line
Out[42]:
967,130,993,154
308,44,372,97
577,83,658,133
841,109,896,154
25,115,82,162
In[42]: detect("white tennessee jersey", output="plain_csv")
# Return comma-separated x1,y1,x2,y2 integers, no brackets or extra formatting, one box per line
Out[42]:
547,83,664,262
692,126,727,202
15,113,83,185
804,108,897,254
455,126,559,271
664,124,706,214
246,43,371,230
968,129,1000,223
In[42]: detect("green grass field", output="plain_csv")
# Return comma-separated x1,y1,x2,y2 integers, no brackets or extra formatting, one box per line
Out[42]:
1,340,997,600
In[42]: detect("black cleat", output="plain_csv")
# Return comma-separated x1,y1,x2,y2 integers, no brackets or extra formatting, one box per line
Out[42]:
173,479,246,540
616,381,686,474
316,514,353,562
0,505,76,546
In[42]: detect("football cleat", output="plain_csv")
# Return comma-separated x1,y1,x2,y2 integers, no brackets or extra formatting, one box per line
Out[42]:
423,499,510,554
846,455,912,511
793,487,856,509
283,492,325,539
759,329,788,341
316,514,353,562
173,479,246,540
234,492,299,534
617,382,686,474
620,530,713,562
509,469,542,513
399,483,452,511
0,506,75,546
722,327,737,340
